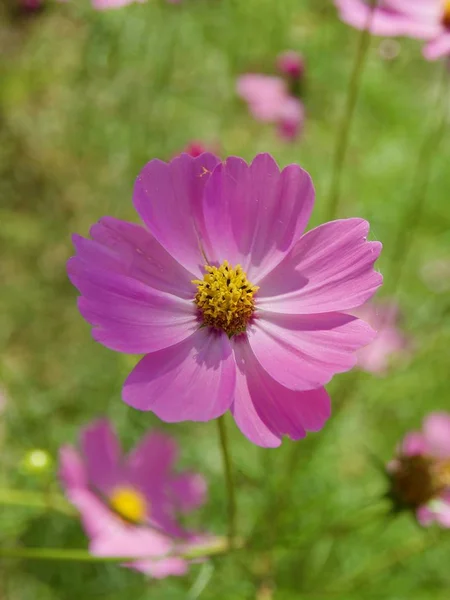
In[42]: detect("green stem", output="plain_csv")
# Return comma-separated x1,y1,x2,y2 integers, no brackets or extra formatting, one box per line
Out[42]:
0,488,76,516
217,415,236,548
388,61,450,292
326,0,378,221
0,537,240,564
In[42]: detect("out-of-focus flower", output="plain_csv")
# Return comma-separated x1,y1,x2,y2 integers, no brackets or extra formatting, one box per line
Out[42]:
236,75,305,140
420,258,450,293
387,412,450,527
277,50,305,80
334,0,450,60
91,0,146,11
59,419,209,577
183,141,208,158
353,301,409,375
20,0,42,10
68,153,382,447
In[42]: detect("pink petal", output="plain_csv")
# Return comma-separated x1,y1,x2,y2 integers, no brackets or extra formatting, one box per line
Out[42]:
236,75,288,122
169,472,208,513
248,311,375,390
257,218,382,314
59,446,88,490
123,328,236,422
400,432,429,456
80,419,123,495
85,217,196,299
133,153,221,277
423,413,450,457
423,34,450,60
68,258,198,354
230,335,331,448
202,153,314,283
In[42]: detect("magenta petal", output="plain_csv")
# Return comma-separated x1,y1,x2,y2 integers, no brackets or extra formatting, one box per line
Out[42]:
133,153,221,277
59,446,88,490
123,329,236,422
423,413,450,457
248,311,375,390
169,472,207,513
400,432,429,456
423,34,450,61
127,431,179,486
202,153,314,282
258,218,382,314
68,258,198,354
85,216,196,299
231,335,331,448
80,419,122,495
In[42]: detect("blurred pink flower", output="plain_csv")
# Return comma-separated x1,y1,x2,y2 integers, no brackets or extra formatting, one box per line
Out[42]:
277,50,305,80
184,141,208,158
21,0,42,10
59,419,209,577
334,0,450,60
68,153,382,448
91,0,146,10
236,75,305,140
388,412,450,527
353,301,409,375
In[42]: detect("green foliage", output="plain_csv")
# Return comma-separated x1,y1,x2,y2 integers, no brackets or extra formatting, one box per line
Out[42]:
1,0,449,598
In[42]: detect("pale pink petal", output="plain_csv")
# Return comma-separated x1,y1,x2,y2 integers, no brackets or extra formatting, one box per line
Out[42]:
133,153,221,277
127,432,179,485
423,34,450,60
248,311,375,390
68,258,198,354
423,413,450,457
236,75,288,122
257,218,382,314
169,472,208,513
80,419,123,495
202,154,314,282
230,335,331,448
400,431,429,456
416,504,435,527
123,328,236,422
86,217,196,299
59,446,88,490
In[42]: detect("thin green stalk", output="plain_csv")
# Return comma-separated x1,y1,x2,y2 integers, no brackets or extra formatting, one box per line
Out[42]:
388,61,450,292
0,537,238,564
326,0,378,221
0,488,76,517
217,415,236,548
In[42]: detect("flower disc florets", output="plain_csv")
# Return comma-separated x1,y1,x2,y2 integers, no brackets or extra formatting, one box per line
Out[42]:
193,260,259,336
391,455,450,508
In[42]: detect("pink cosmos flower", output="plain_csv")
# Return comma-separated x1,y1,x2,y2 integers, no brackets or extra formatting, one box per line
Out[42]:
68,153,383,448
91,0,146,11
277,51,305,80
59,419,209,577
353,301,409,375
236,75,305,140
388,412,450,528
334,0,450,60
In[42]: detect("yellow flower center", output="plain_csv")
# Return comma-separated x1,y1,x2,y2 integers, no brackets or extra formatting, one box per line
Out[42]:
192,260,259,336
391,455,450,508
443,0,450,28
109,486,147,523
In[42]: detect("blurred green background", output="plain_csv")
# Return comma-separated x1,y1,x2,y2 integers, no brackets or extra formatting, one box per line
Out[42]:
1,0,450,598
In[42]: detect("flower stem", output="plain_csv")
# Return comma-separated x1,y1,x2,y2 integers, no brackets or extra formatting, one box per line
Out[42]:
326,1,378,221
0,537,241,564
0,488,76,516
217,415,236,548
388,61,449,292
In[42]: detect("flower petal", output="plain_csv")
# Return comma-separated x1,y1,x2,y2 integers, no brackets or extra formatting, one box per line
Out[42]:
133,153,221,277
202,153,314,282
169,473,208,513
123,328,236,422
59,446,88,490
257,218,382,314
84,216,196,299
68,257,198,354
423,412,450,457
400,432,429,456
230,335,331,448
80,419,123,495
423,34,450,61
248,310,375,390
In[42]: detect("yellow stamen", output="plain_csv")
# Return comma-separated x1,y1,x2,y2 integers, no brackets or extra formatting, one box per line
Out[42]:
192,260,259,336
391,455,450,508
109,486,147,523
